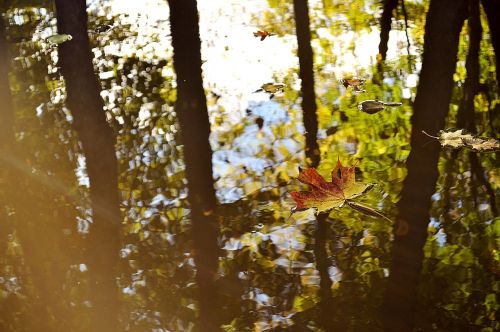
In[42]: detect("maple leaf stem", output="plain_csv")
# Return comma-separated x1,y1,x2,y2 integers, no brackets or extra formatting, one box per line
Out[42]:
346,200,394,223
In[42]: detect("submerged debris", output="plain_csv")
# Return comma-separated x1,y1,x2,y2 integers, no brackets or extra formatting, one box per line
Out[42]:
358,100,402,114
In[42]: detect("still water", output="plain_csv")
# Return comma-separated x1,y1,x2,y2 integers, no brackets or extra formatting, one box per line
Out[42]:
1,0,498,331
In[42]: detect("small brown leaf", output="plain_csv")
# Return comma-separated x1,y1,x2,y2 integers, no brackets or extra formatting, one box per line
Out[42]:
340,77,366,92
253,30,274,41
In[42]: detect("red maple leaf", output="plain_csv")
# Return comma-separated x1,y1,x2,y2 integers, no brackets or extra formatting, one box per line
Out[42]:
290,160,372,213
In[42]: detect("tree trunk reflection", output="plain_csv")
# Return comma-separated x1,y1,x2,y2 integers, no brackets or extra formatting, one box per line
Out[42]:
1,15,70,332
294,1,334,329
55,0,122,330
382,0,468,330
293,0,320,168
481,0,500,87
379,0,398,61
167,1,220,330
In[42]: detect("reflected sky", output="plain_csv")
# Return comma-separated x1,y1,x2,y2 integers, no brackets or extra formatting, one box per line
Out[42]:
2,0,498,330
93,0,419,207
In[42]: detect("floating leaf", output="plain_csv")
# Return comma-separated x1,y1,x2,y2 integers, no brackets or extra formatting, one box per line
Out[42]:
46,34,73,45
253,82,286,99
435,129,473,148
358,100,402,114
93,25,113,33
253,30,274,41
254,82,286,94
463,137,500,152
422,129,500,152
290,160,393,222
340,77,366,92
290,160,373,213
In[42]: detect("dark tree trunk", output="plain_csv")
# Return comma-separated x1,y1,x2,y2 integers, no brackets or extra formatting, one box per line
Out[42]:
54,1,121,330
379,0,398,61
481,0,500,87
167,1,220,330
293,0,320,167
381,0,468,331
